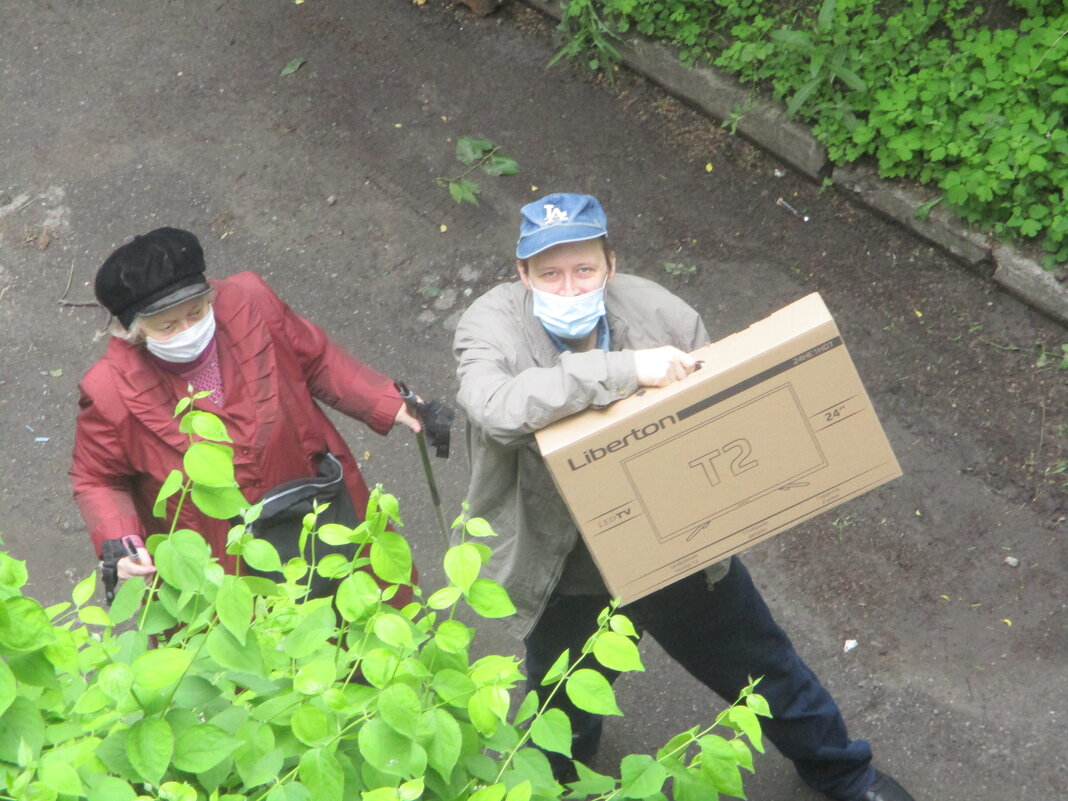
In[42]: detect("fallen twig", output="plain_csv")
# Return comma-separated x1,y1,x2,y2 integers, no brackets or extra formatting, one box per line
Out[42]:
58,260,99,307
0,283,13,304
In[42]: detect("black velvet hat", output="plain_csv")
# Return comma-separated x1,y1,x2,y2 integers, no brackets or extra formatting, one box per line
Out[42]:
95,227,210,328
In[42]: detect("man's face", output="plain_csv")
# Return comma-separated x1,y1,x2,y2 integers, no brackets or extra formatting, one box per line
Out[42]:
517,238,616,296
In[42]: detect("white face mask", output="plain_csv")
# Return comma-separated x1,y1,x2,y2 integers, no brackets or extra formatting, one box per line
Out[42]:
144,308,217,363
531,278,607,340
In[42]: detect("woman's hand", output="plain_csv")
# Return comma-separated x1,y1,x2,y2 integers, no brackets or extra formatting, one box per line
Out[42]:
393,402,423,434
117,547,157,580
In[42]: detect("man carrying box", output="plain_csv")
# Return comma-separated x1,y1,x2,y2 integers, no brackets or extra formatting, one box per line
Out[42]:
452,192,915,801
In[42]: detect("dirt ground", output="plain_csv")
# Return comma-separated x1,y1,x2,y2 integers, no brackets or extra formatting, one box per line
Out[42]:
0,1,1065,799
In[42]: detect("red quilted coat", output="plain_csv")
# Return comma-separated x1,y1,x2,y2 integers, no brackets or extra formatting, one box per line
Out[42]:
71,271,412,600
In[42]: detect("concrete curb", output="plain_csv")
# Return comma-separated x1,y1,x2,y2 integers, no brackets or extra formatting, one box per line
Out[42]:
519,0,1068,327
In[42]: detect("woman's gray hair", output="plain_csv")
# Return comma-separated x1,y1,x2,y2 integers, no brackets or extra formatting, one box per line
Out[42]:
107,316,145,344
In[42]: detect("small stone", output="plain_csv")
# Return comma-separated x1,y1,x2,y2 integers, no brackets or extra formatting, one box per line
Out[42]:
1004,556,1019,568
326,195,337,206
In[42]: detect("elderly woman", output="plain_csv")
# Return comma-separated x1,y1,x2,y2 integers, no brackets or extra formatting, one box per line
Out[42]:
71,227,419,593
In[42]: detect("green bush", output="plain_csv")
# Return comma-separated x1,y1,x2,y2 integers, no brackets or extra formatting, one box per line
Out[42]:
0,397,768,801
557,0,1068,267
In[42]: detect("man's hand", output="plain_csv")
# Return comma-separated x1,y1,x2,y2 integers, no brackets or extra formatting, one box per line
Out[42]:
394,402,423,434
118,548,156,580
634,346,698,387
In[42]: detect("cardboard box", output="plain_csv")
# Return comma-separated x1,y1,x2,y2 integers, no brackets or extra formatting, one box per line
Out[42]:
535,293,901,604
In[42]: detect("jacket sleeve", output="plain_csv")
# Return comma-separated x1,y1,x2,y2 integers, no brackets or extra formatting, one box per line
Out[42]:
453,297,639,447
241,273,403,435
70,377,146,556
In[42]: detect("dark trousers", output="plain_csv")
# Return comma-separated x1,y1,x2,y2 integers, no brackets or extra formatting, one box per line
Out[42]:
523,557,875,801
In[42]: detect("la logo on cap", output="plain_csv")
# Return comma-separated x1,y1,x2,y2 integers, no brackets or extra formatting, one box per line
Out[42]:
543,204,569,225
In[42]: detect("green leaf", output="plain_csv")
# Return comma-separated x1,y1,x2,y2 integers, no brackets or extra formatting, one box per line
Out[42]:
592,630,644,672
360,648,400,689
283,601,337,659
698,734,744,796
358,718,428,777
730,738,755,773
541,649,570,686
0,658,14,716
318,523,357,546
281,57,307,77
426,708,462,781
155,529,213,591
506,780,532,801
191,483,249,519
127,717,173,785
291,704,333,747
187,410,232,442
159,782,198,801
570,762,617,796
608,613,638,638
207,626,264,674
426,585,462,610
78,605,112,626
464,517,496,537
468,685,509,735
482,155,519,176
465,578,516,618
184,440,237,487
214,574,253,645
370,530,412,585
72,571,96,606
153,471,186,519
728,704,765,753
38,756,84,797
97,663,133,702
109,577,147,625
373,612,415,650
513,690,539,725
336,571,382,622
565,669,622,716
132,647,194,693
529,707,572,756
430,668,476,707
295,658,336,696
433,619,472,654
377,683,422,737
617,753,667,799
469,784,506,801
173,724,240,772
0,597,56,652
86,776,138,801
456,137,493,165
316,553,351,578
444,543,482,591
785,77,821,119
299,747,344,800
242,538,283,573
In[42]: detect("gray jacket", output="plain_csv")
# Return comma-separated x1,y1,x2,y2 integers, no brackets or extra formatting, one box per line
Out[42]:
453,273,724,637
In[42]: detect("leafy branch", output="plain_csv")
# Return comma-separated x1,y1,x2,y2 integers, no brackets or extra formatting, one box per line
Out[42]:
436,137,519,205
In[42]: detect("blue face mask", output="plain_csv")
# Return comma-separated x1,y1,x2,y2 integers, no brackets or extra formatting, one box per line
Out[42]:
531,279,607,340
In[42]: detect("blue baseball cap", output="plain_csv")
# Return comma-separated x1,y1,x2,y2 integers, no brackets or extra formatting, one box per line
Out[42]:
516,193,608,259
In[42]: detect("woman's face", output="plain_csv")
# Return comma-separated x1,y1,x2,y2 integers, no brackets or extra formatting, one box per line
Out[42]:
139,294,213,341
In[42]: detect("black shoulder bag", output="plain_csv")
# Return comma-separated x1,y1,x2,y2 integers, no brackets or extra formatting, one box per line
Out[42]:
244,453,359,599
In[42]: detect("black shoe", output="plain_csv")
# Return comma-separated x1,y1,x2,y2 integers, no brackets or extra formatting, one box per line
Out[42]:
861,770,915,801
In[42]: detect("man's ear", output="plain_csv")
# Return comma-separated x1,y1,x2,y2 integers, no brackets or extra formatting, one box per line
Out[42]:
607,251,617,281
516,259,532,290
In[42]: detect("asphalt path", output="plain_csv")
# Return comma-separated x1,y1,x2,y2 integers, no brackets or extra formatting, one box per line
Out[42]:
0,2,1064,799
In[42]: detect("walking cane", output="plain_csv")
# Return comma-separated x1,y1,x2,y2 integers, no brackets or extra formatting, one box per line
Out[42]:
395,381,454,547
